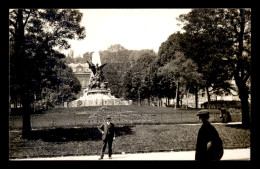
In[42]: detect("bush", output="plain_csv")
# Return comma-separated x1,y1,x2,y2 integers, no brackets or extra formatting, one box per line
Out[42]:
201,100,243,109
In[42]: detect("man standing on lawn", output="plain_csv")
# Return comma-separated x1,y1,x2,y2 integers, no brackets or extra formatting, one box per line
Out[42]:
98,115,116,160
195,110,223,161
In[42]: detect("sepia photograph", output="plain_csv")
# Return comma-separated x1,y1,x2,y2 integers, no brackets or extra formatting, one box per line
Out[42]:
8,8,252,164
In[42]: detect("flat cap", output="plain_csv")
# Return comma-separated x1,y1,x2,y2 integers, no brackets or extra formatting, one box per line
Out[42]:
106,115,111,119
196,110,210,116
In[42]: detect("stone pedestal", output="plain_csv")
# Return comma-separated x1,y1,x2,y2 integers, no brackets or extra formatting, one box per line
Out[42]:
68,89,129,107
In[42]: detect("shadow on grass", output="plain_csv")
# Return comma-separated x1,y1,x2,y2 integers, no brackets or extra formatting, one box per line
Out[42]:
28,126,134,142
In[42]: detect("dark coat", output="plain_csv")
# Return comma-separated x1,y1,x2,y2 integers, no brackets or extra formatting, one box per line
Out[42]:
195,122,223,161
98,122,115,141
220,108,232,123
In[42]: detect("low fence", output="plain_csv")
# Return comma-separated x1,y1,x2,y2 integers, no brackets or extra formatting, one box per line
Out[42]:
67,99,131,107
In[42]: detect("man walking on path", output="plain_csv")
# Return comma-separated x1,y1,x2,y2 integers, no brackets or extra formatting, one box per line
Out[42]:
195,110,224,161
98,115,116,160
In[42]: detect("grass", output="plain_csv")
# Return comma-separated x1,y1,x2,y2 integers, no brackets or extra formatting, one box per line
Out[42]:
9,105,242,130
9,105,248,159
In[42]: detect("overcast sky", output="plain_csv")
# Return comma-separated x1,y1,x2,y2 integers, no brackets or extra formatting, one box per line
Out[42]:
64,8,191,57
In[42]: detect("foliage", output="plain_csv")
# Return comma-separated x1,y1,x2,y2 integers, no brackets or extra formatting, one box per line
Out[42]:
178,10,234,98
63,45,159,100
201,100,244,109
99,44,132,98
9,9,86,137
157,32,203,107
158,53,203,104
157,32,183,66
178,8,251,127
123,50,159,102
9,9,85,107
63,51,94,64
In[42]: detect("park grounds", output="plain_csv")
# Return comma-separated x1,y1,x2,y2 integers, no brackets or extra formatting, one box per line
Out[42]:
9,105,250,159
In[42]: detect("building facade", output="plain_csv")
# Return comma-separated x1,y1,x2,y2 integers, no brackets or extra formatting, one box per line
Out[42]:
176,79,250,108
67,63,93,91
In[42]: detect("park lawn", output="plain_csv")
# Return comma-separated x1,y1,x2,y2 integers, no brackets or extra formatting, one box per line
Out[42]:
9,105,242,130
9,105,246,159
9,123,250,159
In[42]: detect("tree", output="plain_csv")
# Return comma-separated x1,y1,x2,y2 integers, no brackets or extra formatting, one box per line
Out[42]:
134,52,158,105
158,53,202,109
9,9,86,138
128,49,156,67
224,9,251,128
82,51,94,63
123,50,158,105
42,59,81,107
157,32,183,106
100,44,132,98
157,32,203,108
178,8,251,127
178,9,234,107
157,32,183,66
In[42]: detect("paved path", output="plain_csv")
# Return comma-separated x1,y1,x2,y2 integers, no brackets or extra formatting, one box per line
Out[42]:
12,148,250,161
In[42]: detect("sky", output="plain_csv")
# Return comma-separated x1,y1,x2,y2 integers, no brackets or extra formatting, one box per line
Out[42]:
63,9,191,57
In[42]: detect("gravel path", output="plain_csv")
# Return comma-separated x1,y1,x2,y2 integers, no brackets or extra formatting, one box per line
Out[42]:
11,148,250,161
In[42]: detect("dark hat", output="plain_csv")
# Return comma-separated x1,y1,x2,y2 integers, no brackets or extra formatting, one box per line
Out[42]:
197,110,210,117
106,115,111,119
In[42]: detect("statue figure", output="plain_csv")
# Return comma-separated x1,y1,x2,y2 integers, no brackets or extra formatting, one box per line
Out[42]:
87,60,107,90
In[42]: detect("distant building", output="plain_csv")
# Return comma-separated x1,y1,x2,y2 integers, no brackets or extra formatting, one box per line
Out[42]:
178,79,251,108
182,89,240,109
67,63,93,91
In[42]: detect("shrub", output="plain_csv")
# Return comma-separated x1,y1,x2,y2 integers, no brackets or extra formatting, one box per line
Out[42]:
201,100,243,109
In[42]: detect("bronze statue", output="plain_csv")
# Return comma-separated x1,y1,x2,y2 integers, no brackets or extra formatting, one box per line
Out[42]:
87,60,107,76
87,60,107,90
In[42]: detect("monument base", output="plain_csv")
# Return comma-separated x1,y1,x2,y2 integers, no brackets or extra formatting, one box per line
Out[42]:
68,89,130,107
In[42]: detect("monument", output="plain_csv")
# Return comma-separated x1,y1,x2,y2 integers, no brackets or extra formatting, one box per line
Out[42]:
68,51,130,107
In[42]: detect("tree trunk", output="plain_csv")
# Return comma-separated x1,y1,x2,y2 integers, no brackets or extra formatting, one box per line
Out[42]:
138,89,141,106
234,74,250,128
233,9,250,128
195,92,198,109
206,87,211,109
186,88,189,109
175,81,179,110
241,94,250,128
186,92,188,109
177,82,180,108
16,9,32,138
22,98,32,138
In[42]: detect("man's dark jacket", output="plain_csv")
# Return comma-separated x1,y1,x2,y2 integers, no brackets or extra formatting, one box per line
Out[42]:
98,122,115,141
195,122,223,161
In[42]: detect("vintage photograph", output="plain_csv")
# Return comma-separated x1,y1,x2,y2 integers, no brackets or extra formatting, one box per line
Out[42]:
9,8,251,162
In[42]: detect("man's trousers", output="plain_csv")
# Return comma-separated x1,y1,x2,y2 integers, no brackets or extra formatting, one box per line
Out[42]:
100,137,113,157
